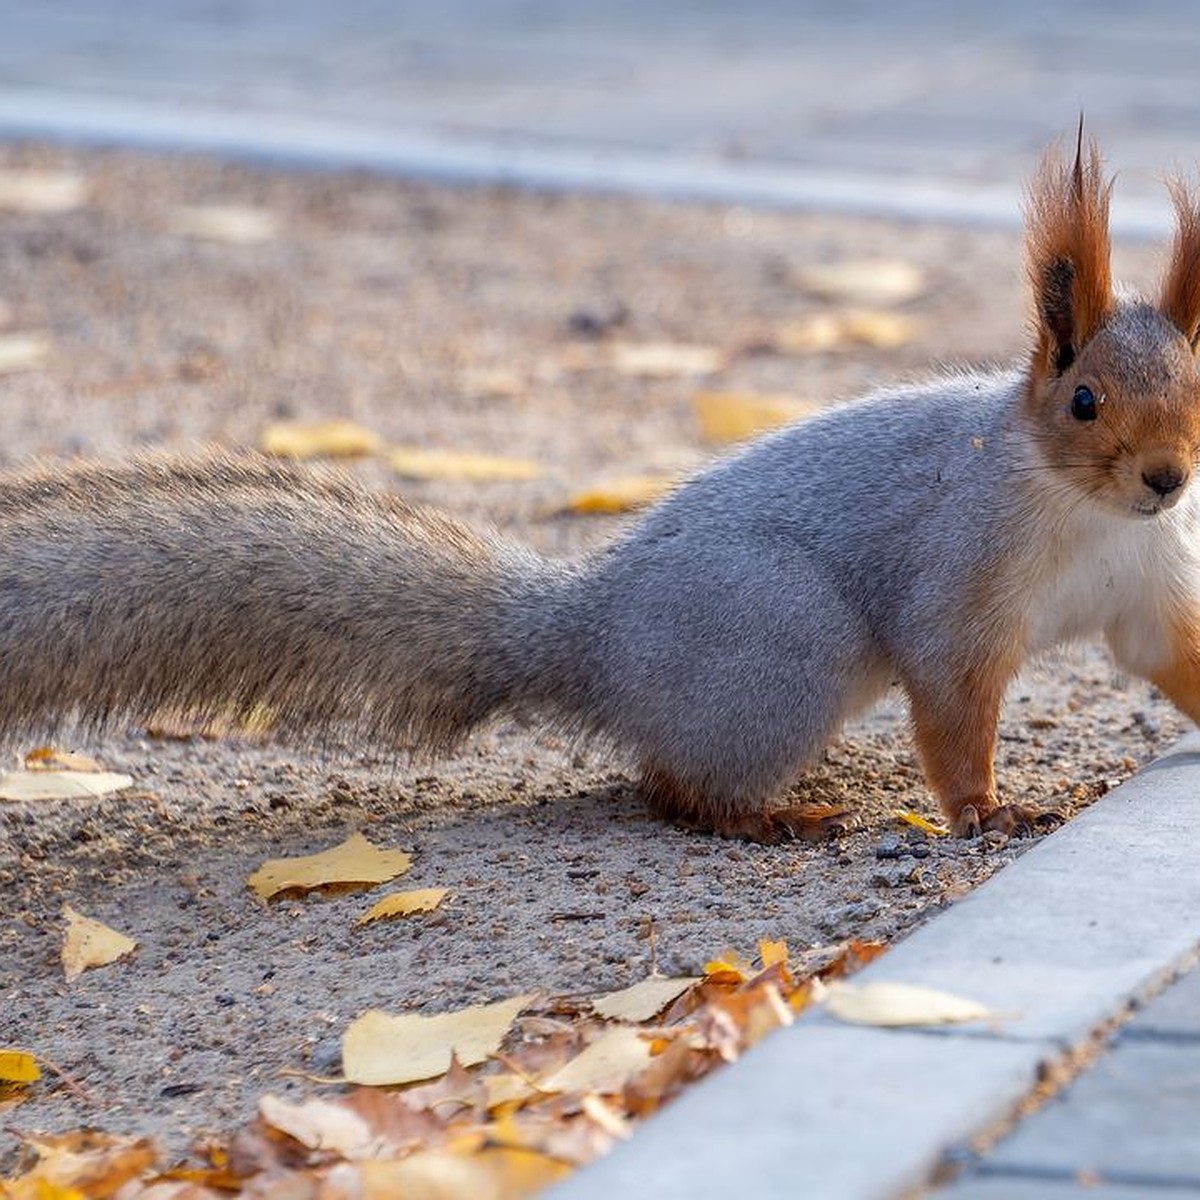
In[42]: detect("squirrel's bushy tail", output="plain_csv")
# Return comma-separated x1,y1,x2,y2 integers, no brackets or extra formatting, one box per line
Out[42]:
0,453,581,748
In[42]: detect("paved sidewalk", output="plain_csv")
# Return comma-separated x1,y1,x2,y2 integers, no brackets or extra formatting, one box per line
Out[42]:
2,1,1200,231
943,963,1200,1196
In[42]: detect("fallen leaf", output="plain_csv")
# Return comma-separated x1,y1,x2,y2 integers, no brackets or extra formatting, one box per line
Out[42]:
351,1147,571,1200
261,419,383,459
248,832,412,900
609,341,725,378
342,995,533,1085
357,887,448,926
388,448,542,482
820,980,996,1027
168,204,279,244
895,810,949,837
24,747,106,773
537,1027,654,1094
0,1049,40,1084
702,955,752,985
774,309,921,353
6,1131,157,1199
258,1094,378,1159
459,366,525,398
565,475,674,514
591,976,698,1023
482,1072,539,1109
62,906,137,983
0,332,51,374
759,940,789,969
0,770,133,801
799,258,927,306
693,390,821,444
0,169,88,214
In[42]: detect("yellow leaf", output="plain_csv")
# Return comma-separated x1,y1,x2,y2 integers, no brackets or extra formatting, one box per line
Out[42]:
0,1049,40,1084
703,956,750,984
168,204,279,244
354,1147,572,1200
609,341,725,378
799,258,927,306
0,333,51,374
342,994,532,1085
24,748,106,773
482,1072,538,1109
693,390,821,444
591,976,698,1022
357,887,448,926
774,309,920,354
566,475,674,514
895,810,950,837
0,169,88,214
388,447,542,482
759,939,789,969
821,980,997,1027
248,832,412,900
537,1027,654,1094
258,1094,376,1159
0,770,133,802
5,1131,156,1199
61,906,136,983
261,419,383,459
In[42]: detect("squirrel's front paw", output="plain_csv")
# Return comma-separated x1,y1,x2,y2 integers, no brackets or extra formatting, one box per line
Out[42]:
951,802,1059,839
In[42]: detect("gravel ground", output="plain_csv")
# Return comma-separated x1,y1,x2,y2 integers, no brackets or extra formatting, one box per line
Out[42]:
0,143,1184,1166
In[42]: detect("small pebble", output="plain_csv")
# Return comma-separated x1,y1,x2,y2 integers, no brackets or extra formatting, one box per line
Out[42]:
874,832,904,859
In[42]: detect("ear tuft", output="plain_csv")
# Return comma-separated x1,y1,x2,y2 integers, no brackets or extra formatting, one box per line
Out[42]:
1160,178,1200,349
1025,125,1114,378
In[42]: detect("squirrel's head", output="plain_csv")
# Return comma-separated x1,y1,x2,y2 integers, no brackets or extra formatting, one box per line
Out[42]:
1025,127,1200,518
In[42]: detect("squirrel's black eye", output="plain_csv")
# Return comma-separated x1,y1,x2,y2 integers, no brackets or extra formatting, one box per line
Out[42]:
1071,384,1098,421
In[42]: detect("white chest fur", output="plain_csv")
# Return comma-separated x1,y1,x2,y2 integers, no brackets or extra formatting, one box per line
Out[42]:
1023,497,1200,659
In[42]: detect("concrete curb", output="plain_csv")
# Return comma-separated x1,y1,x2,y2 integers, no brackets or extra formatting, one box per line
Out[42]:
553,733,1200,1200
0,89,1176,239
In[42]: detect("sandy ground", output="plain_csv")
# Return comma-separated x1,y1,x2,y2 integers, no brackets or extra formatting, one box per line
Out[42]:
0,143,1185,1165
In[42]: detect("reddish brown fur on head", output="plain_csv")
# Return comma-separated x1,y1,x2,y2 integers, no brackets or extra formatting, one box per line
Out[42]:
1022,130,1200,518
1025,125,1114,381
1161,178,1200,349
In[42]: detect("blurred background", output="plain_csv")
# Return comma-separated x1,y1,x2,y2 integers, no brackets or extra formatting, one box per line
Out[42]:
2,0,1199,233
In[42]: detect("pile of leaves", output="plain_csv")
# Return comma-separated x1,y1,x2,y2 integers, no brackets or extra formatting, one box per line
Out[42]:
2,939,885,1199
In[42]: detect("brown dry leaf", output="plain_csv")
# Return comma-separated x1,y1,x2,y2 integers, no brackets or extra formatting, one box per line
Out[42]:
342,995,533,1085
62,905,137,983
895,810,949,837
257,1094,378,1160
357,887,448,926
565,475,674,514
168,204,279,244
774,308,921,353
0,169,88,214
591,976,698,1023
6,1131,157,1199
0,1049,40,1084
24,747,106,773
693,390,822,444
537,1027,654,1095
388,447,542,482
261,419,383,460
0,769,133,802
821,980,996,1027
799,259,927,306
248,832,412,900
609,341,725,378
0,332,51,374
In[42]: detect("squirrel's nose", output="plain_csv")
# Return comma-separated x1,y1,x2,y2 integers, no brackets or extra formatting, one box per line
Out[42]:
1142,465,1187,497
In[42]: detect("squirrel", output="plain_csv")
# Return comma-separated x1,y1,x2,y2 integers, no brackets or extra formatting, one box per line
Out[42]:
2,132,1200,845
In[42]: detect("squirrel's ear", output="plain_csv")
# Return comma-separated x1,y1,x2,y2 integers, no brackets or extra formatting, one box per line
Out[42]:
1025,125,1114,378
1160,178,1200,350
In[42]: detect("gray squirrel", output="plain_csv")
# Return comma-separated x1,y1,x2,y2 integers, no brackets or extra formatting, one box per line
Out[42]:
2,134,1200,843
